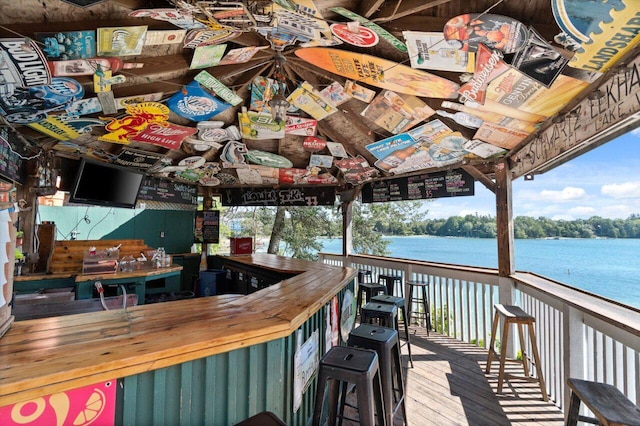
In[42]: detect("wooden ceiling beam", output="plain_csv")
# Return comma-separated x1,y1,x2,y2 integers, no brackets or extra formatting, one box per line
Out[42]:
357,0,386,18
385,15,562,41
370,0,456,23
463,165,495,193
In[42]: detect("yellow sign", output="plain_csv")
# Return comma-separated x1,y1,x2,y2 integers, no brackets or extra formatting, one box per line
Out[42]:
566,3,640,72
28,116,81,141
295,47,460,99
99,102,170,145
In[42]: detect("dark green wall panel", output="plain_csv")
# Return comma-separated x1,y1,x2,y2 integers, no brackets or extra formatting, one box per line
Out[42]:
38,206,194,253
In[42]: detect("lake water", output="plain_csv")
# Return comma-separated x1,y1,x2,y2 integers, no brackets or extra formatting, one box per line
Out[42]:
320,236,640,309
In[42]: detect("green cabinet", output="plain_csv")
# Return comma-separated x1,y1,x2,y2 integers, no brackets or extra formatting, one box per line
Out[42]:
13,277,76,294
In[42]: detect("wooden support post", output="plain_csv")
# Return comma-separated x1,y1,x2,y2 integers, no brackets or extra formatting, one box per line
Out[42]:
201,192,213,269
495,161,517,357
495,161,514,277
563,306,585,420
342,200,353,258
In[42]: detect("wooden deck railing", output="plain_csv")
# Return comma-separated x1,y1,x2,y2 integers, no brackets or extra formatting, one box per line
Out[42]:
318,253,640,417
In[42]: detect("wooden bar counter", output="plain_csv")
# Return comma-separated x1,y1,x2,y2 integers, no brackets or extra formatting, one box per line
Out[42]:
0,254,356,424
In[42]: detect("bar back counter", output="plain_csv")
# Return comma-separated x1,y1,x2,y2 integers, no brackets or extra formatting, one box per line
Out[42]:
0,254,356,425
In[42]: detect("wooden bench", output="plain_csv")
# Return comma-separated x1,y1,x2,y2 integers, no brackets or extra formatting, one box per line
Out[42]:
566,378,640,426
48,239,154,274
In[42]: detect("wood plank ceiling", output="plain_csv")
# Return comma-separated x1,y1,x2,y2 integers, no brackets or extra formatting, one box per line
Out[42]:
1,0,639,198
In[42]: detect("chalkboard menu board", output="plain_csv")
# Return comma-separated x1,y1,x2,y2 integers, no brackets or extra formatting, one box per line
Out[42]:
195,210,219,243
0,128,25,184
362,169,474,203
222,187,336,206
138,177,198,205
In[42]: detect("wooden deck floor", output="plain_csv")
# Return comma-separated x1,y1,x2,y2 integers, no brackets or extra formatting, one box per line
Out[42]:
342,325,565,426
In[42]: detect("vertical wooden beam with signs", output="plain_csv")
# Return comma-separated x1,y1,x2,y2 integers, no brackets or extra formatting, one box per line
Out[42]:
342,200,353,256
495,161,514,277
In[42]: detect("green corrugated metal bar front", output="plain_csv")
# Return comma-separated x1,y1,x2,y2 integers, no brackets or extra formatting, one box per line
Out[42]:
117,282,353,426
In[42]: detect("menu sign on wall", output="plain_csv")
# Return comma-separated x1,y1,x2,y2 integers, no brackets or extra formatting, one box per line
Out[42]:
222,187,336,206
361,169,474,203
138,176,197,205
194,210,219,244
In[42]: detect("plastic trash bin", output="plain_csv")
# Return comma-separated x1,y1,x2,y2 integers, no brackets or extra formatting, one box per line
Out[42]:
199,270,226,296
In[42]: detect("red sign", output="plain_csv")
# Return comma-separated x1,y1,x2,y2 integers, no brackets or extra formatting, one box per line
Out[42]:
0,380,116,425
130,123,197,150
458,44,509,105
303,136,327,152
330,23,379,47
230,237,253,255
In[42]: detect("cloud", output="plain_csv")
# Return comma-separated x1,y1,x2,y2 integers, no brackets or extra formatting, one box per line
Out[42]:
601,181,640,199
538,187,587,202
566,206,598,217
599,203,640,219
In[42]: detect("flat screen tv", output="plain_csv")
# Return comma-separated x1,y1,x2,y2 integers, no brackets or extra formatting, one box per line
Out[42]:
69,159,145,208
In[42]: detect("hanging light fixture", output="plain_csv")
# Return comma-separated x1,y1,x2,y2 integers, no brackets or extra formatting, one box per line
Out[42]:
269,53,289,124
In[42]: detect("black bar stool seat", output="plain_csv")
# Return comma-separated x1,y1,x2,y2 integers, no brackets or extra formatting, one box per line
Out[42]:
406,280,432,334
312,345,386,426
356,284,388,319
370,294,413,368
348,324,407,426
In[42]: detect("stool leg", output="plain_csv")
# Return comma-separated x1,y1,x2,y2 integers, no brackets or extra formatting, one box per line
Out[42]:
372,370,387,426
327,378,340,426
527,323,548,401
337,381,347,426
394,338,408,425
422,286,431,335
400,307,414,368
407,286,414,326
356,376,378,426
565,390,581,426
356,288,363,319
486,312,500,374
497,320,510,394
517,323,531,378
313,372,329,426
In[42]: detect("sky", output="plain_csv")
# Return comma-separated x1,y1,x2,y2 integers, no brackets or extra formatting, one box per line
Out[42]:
424,128,640,220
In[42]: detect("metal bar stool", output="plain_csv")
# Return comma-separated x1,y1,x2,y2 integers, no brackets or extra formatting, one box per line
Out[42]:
370,294,414,368
358,269,372,284
356,270,387,320
361,302,397,329
312,345,386,426
347,324,408,426
485,304,548,401
406,280,432,335
377,274,403,298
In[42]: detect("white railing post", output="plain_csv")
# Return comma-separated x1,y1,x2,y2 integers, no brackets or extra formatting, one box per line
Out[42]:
563,305,584,414
499,276,517,358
